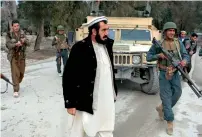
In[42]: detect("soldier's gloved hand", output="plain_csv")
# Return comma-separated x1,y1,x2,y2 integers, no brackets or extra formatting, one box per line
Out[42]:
158,53,167,59
179,60,186,67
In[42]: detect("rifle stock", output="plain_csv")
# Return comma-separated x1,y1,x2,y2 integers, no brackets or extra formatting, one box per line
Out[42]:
152,37,202,98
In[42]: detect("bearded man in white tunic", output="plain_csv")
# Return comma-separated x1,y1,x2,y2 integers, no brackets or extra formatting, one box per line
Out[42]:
62,16,118,137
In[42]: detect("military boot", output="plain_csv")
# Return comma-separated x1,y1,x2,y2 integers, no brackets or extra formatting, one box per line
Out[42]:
166,121,173,135
156,104,164,120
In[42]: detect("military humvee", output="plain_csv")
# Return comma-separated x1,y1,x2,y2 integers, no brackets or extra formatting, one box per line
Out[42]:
74,16,161,94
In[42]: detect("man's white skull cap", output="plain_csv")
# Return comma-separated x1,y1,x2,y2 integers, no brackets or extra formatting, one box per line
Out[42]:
83,16,108,28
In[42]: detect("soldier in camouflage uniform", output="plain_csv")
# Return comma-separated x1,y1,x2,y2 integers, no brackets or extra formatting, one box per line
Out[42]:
6,20,30,97
52,25,70,77
147,22,190,135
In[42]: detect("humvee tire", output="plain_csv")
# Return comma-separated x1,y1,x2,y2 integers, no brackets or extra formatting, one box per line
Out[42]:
140,67,159,94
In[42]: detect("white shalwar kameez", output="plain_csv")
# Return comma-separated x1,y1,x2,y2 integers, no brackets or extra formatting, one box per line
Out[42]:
68,41,115,137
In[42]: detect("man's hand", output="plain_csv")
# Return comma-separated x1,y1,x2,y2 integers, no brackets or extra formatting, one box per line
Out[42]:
56,38,60,42
179,60,186,67
67,108,76,116
189,51,194,55
186,44,190,49
15,41,22,47
21,38,26,43
158,53,167,59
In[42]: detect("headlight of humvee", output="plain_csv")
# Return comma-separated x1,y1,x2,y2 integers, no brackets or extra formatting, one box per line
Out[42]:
132,56,141,64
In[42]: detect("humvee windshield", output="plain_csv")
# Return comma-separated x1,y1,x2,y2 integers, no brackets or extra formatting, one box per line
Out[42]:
108,29,115,40
121,29,151,41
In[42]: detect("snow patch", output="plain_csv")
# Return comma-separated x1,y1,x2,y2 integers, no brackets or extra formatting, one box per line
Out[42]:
158,82,202,137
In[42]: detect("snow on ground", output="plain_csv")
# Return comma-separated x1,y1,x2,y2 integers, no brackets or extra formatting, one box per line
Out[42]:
157,83,202,137
157,53,202,137
1,51,202,137
1,57,69,137
0,51,137,137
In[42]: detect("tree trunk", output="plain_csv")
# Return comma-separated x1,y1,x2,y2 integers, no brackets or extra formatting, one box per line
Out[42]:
2,1,17,31
34,18,44,51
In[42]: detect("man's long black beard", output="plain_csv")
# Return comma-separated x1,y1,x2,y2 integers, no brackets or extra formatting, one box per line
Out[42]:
95,34,108,45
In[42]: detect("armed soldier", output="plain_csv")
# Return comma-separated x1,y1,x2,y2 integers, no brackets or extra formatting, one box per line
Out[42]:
6,20,30,97
183,33,198,73
147,22,190,135
52,25,70,77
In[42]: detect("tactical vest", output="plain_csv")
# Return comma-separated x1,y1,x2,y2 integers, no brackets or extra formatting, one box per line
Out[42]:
158,38,181,67
55,34,68,50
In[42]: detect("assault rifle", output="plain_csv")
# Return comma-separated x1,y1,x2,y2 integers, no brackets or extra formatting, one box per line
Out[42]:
152,37,202,98
1,73,15,94
15,34,26,53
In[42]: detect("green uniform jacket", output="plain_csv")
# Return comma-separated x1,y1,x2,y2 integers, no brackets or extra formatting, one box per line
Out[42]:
52,34,69,51
6,30,30,62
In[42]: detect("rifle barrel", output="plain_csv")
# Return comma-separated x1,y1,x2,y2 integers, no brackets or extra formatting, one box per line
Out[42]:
152,38,202,98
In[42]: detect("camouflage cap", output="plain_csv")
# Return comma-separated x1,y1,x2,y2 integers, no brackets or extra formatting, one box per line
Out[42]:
57,25,64,31
163,22,177,32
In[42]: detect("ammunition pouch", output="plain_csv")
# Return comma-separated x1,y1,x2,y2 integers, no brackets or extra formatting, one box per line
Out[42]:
165,66,177,80
158,64,177,80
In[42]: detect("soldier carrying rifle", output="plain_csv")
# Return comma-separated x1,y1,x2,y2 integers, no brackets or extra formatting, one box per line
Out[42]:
52,25,70,77
147,22,190,135
6,20,30,98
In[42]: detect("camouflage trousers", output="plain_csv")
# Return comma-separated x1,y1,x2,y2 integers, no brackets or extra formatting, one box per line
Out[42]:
11,58,25,92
